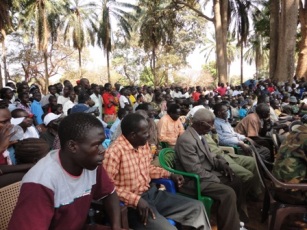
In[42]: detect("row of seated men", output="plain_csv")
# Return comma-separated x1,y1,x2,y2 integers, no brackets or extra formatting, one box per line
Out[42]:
1,96,304,229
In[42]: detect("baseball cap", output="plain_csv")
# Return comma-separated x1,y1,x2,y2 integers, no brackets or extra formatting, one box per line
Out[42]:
71,104,98,114
11,117,25,125
44,113,61,126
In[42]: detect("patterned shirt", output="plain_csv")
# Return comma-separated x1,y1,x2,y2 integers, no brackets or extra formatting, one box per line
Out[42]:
273,125,307,183
103,135,170,207
16,102,32,115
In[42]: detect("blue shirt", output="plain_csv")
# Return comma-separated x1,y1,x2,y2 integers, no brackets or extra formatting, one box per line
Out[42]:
239,108,247,119
109,118,121,140
214,117,246,146
30,100,44,125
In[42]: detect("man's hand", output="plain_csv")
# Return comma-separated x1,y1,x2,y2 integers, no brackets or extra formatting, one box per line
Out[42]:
0,124,16,153
221,164,235,181
170,174,184,188
136,198,155,226
238,141,253,156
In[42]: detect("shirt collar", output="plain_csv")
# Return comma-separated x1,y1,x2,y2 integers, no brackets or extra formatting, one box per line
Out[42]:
215,117,228,123
118,134,148,151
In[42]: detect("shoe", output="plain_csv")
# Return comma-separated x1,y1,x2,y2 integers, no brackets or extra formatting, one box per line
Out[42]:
239,209,249,223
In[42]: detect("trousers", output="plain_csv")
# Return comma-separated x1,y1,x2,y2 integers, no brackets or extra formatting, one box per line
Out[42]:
202,175,242,230
127,186,210,230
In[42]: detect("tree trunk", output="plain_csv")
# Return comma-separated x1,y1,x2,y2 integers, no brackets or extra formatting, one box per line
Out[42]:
78,48,82,78
269,0,279,79
220,0,228,83
296,0,307,80
213,0,228,84
0,61,3,89
240,42,244,84
152,47,156,88
43,50,49,94
255,41,263,75
107,51,111,83
1,29,8,85
275,0,299,82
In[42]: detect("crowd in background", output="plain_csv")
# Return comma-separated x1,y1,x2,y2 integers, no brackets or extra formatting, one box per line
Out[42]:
1,75,307,229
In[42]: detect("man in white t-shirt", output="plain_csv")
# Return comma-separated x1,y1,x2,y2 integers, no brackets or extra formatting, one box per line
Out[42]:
9,113,122,230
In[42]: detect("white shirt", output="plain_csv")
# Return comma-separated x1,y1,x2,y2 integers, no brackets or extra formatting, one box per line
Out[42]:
119,95,129,109
57,96,69,105
23,126,40,139
41,94,57,107
90,93,103,119
63,100,76,116
173,91,183,98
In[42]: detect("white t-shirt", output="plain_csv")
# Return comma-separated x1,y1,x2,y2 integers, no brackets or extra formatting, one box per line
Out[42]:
119,95,129,108
57,96,69,105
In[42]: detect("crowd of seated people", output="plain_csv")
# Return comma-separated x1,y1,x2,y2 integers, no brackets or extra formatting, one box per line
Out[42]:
1,76,307,229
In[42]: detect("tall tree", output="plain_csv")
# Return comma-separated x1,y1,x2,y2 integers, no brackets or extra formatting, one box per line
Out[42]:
274,0,299,82
229,0,259,83
61,0,98,78
172,0,229,83
201,33,237,77
22,0,65,91
97,0,138,83
296,0,307,79
269,0,279,79
244,34,269,76
137,0,178,87
0,0,18,86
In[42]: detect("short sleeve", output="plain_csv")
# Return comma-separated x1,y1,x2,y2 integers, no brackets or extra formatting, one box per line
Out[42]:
93,165,115,200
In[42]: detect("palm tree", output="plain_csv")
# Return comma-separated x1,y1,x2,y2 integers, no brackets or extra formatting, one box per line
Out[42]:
228,0,263,83
137,0,177,87
61,0,98,78
229,0,251,84
97,0,138,83
244,34,269,77
22,0,65,90
201,33,237,77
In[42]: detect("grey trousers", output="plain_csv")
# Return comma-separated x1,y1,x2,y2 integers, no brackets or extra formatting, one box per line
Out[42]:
202,176,241,230
127,186,210,230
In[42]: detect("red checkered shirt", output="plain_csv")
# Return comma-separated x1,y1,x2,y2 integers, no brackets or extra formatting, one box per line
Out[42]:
103,135,171,207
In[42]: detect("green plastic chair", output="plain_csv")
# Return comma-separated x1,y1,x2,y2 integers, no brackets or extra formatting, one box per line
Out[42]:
158,148,214,217
159,142,169,149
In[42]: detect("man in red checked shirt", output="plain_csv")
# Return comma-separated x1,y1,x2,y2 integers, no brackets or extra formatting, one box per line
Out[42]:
102,83,118,124
104,113,210,230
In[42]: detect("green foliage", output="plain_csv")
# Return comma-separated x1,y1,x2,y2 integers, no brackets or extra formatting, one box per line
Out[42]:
253,1,270,50
140,67,155,86
61,0,98,69
62,0,98,51
229,75,241,86
202,61,217,80
137,0,177,52
97,0,138,54
97,0,139,81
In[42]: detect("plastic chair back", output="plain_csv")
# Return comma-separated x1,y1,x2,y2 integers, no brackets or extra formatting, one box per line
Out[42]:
158,148,213,217
250,143,307,230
